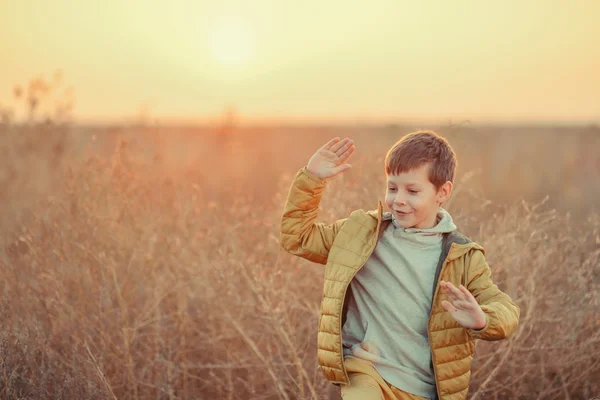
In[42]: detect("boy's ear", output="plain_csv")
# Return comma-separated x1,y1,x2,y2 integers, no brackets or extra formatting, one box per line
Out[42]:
437,181,453,203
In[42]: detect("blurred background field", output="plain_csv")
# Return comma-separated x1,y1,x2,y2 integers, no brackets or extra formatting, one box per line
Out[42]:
1,88,599,399
2,0,600,398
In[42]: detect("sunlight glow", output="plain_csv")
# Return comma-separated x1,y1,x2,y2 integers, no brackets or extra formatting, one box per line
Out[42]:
210,18,253,66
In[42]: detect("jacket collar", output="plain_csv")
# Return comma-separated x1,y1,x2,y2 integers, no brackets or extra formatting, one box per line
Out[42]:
375,201,484,261
379,200,393,222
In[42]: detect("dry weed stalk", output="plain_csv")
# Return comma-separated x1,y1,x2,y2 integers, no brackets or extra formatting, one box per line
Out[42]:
0,120,598,399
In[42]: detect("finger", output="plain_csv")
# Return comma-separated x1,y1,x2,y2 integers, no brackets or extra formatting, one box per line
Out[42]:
444,288,460,304
440,281,459,301
329,164,352,177
458,285,477,302
335,139,354,156
445,281,467,301
338,144,355,161
330,137,350,153
321,137,341,150
441,300,457,313
439,281,451,297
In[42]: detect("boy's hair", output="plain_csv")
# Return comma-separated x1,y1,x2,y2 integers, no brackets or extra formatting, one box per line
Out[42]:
384,130,457,190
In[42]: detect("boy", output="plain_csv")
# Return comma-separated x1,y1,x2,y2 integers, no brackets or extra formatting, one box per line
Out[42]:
279,131,520,400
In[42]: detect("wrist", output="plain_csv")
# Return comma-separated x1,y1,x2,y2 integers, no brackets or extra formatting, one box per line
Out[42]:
305,167,325,180
472,315,487,331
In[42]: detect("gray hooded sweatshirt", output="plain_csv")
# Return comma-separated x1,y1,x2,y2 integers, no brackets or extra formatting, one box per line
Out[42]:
342,207,457,399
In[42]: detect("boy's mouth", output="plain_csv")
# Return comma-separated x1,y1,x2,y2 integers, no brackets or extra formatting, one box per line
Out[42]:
394,210,412,216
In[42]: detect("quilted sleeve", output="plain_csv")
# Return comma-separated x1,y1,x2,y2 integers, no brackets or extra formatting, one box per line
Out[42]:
465,249,520,341
279,166,347,265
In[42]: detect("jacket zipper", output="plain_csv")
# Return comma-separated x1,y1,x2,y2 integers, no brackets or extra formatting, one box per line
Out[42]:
338,203,384,384
427,251,452,400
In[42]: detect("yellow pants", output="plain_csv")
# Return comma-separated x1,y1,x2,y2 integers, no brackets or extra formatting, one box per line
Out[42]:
341,357,432,400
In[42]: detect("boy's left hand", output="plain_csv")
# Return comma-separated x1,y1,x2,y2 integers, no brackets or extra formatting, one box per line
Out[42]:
439,280,487,330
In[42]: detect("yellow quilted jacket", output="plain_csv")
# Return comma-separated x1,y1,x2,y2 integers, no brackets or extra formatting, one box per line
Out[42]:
280,167,520,400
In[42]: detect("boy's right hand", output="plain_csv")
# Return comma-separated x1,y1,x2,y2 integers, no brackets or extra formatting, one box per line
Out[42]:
306,137,355,180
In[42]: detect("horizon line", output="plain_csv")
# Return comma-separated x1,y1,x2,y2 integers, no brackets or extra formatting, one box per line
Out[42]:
72,114,600,128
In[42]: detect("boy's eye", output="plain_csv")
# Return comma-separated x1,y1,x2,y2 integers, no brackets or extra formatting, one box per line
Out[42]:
388,188,418,194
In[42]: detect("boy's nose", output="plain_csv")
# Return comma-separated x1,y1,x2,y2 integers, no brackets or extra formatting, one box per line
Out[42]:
394,197,407,206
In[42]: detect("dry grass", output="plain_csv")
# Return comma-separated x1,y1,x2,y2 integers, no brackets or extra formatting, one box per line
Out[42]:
0,91,599,399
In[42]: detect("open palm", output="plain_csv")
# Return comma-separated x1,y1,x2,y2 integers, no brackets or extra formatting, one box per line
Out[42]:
307,137,355,180
440,280,487,330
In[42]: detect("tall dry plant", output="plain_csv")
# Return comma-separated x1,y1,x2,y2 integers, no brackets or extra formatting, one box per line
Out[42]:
0,72,73,234
0,82,598,399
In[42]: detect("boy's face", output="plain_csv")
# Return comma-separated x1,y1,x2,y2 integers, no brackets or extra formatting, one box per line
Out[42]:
385,163,452,229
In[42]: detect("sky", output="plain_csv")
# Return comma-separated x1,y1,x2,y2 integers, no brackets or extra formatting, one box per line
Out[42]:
1,0,599,125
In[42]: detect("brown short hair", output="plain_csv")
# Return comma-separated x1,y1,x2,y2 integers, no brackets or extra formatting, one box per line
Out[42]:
384,130,457,189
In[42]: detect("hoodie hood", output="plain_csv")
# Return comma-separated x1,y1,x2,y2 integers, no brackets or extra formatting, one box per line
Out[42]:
392,207,457,233
390,207,457,247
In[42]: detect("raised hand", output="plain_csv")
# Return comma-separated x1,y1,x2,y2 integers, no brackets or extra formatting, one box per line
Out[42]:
306,137,355,180
439,280,487,330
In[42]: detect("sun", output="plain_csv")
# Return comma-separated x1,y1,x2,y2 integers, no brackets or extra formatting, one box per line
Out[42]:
210,18,253,66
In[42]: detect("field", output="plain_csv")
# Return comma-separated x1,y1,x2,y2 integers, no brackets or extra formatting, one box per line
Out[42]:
1,117,599,399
